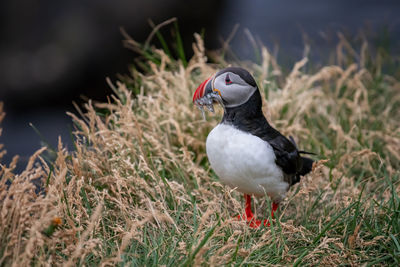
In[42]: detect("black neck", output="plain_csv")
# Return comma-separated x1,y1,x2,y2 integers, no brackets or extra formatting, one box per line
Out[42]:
222,90,267,128
221,89,286,144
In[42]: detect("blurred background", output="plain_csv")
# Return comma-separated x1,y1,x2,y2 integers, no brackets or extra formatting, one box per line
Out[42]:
1,0,399,172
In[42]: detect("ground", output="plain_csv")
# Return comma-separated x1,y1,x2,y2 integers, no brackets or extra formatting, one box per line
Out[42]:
0,33,399,266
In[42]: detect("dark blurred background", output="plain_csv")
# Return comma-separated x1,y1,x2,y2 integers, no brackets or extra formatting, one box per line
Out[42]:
1,0,399,172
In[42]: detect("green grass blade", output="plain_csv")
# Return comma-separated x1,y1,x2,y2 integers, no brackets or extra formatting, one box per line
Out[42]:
184,217,220,266
294,202,357,267
173,21,187,67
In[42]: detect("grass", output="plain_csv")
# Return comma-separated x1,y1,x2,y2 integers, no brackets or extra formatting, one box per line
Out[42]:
0,27,400,266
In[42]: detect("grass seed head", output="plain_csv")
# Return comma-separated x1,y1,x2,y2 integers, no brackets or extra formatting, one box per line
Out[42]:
0,32,399,266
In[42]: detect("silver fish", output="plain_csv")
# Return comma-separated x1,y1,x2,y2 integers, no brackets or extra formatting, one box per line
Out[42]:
194,91,225,120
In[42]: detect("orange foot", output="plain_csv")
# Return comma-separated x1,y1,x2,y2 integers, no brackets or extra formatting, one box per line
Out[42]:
236,194,275,228
236,214,270,228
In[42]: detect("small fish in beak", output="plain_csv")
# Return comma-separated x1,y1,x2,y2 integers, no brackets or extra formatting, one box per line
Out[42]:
193,76,225,120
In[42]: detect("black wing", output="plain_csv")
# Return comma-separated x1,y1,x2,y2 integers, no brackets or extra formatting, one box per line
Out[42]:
268,134,302,174
245,120,312,186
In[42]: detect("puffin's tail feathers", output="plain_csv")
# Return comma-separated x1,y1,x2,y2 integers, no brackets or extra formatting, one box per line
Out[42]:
289,135,315,176
292,157,314,186
299,157,314,176
289,136,317,156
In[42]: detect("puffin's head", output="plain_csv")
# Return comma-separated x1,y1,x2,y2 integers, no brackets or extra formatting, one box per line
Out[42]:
193,67,258,110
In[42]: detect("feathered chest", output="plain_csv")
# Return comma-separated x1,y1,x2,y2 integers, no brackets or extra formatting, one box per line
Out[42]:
205,123,288,198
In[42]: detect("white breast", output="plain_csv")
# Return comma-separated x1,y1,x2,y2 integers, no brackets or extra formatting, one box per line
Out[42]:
206,123,289,202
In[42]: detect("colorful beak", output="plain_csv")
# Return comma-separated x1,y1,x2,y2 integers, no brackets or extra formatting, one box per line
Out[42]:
193,77,213,103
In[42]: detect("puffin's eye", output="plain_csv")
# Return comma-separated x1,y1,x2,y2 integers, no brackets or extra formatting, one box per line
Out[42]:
225,74,232,85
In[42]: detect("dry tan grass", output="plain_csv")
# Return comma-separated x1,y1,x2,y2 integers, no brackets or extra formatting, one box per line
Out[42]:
0,34,399,266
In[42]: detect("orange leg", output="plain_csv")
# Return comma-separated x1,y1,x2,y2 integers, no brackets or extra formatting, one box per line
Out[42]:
237,194,261,228
244,194,254,218
271,202,279,219
236,195,279,228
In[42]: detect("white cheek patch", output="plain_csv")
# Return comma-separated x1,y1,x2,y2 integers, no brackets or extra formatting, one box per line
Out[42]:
222,84,256,107
214,74,257,108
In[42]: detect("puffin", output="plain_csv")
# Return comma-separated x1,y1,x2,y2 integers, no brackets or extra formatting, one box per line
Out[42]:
193,67,314,228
